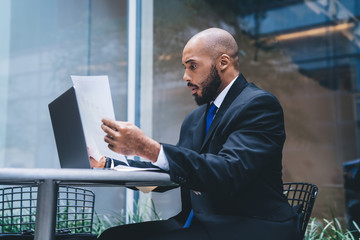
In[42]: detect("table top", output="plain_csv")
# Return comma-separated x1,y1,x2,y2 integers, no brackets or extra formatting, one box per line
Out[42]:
0,168,176,187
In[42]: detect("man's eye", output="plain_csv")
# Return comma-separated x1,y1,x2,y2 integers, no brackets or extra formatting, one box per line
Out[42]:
190,64,196,70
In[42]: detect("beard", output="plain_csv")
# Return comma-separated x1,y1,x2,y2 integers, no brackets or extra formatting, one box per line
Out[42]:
193,65,222,106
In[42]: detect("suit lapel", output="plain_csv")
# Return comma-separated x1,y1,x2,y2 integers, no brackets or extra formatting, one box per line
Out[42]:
200,74,248,152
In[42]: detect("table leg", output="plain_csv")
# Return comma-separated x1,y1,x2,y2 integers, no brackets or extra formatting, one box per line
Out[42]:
34,179,59,240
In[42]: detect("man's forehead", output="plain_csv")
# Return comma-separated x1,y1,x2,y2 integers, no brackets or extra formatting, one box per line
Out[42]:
182,47,206,64
182,47,197,62
182,49,195,64
182,38,211,63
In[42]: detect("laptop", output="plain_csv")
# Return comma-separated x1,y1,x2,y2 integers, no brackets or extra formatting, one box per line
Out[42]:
48,87,91,168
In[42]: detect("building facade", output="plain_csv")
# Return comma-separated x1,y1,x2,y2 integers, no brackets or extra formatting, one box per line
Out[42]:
0,0,359,229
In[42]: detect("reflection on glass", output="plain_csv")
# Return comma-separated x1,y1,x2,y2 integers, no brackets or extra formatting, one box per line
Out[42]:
152,0,360,223
0,0,127,168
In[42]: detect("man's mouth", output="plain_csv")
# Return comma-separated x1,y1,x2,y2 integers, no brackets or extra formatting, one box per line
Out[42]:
187,82,199,95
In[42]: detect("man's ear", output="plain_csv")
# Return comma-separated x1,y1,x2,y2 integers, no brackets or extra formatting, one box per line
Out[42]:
218,54,231,71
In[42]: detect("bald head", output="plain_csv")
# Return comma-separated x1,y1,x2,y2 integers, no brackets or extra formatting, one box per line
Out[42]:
182,28,240,105
185,28,239,70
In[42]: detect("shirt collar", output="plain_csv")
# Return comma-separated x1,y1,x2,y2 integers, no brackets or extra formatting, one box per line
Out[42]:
212,76,237,109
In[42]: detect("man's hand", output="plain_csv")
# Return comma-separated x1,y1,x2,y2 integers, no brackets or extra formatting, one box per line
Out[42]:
101,118,161,163
90,156,106,168
88,147,106,168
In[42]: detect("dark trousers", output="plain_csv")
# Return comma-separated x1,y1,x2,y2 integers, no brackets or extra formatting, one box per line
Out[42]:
97,219,201,240
97,216,299,240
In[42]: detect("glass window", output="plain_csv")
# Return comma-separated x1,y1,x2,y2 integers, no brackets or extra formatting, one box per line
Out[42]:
151,0,360,223
0,0,128,225
0,0,127,169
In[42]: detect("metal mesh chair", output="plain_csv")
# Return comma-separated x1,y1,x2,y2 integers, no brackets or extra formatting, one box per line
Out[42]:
0,185,96,239
283,182,318,240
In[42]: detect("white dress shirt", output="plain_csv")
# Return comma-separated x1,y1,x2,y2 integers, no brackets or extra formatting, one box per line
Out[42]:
153,77,237,171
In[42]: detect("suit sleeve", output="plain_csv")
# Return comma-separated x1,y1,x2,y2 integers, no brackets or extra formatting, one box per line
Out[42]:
163,93,286,196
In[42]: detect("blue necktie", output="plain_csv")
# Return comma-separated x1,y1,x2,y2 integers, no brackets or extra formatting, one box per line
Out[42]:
206,103,218,134
183,103,218,229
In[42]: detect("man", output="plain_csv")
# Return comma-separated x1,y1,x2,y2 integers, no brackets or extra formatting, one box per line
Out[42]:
92,28,299,239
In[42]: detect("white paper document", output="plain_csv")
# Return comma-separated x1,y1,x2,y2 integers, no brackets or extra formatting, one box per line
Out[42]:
114,165,160,172
71,75,127,164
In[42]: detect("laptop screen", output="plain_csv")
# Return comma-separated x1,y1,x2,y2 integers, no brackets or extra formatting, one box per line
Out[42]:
48,87,91,168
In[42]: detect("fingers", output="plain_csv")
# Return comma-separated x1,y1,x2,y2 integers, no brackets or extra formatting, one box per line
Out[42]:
89,156,106,168
101,119,136,155
101,122,117,135
102,118,122,130
107,143,115,152
101,119,129,141
105,138,116,154
101,119,128,140
104,135,115,147
101,119,121,152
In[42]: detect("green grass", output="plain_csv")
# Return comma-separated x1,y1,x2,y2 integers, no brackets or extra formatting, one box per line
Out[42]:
304,218,360,240
0,200,36,234
92,198,161,236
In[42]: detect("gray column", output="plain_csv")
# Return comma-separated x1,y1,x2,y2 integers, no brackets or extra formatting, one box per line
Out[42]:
0,0,11,167
34,179,59,240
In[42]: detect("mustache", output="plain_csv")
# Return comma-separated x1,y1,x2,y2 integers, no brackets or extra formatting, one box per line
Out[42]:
187,82,199,88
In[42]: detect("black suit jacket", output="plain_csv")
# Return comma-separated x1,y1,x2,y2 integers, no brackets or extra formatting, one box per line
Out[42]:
160,74,296,224
121,74,297,238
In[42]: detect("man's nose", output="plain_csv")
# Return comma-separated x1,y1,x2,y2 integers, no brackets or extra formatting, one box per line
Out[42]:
183,71,190,82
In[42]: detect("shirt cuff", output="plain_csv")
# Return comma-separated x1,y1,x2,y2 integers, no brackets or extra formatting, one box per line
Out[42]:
104,157,115,168
152,145,170,171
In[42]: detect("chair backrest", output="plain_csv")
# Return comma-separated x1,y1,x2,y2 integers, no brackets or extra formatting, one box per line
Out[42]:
0,185,95,235
283,182,318,240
